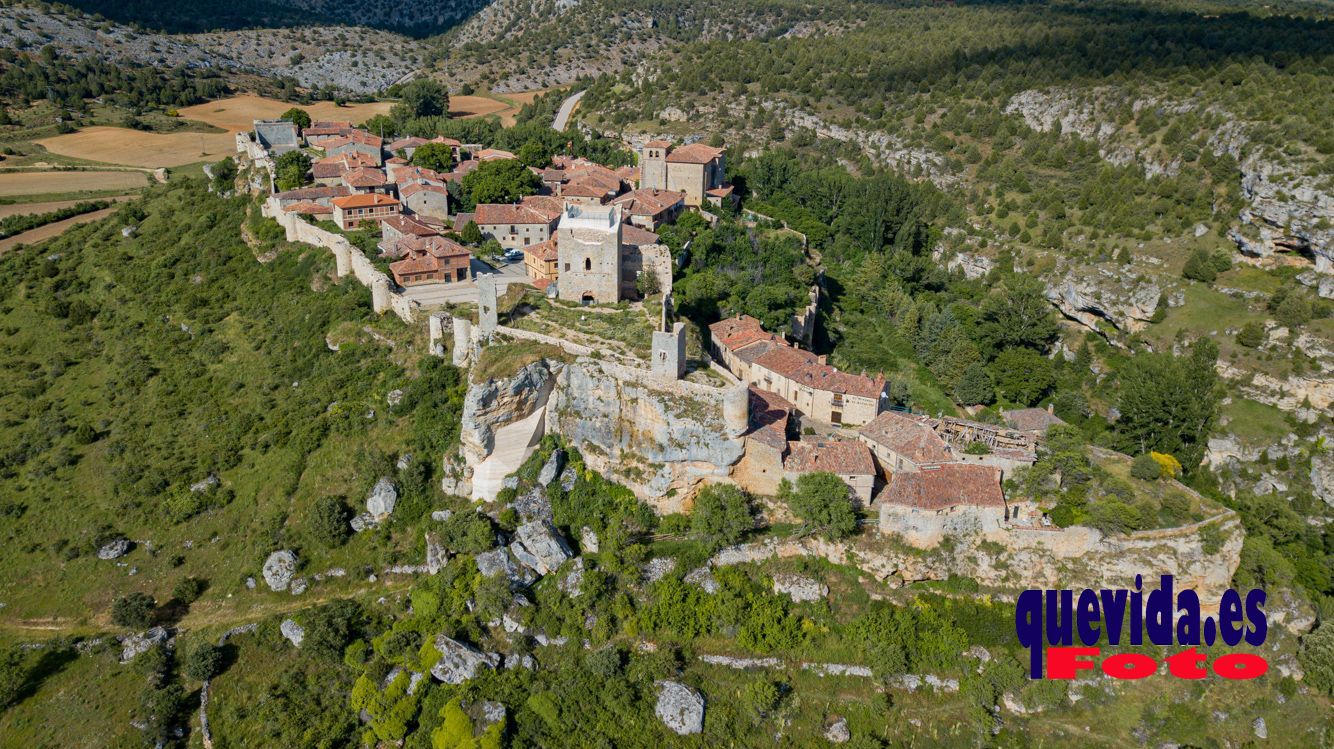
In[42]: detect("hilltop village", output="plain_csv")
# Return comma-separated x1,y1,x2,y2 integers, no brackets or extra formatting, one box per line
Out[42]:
236,114,1239,598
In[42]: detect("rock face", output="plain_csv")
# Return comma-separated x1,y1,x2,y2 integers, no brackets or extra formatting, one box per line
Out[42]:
545,358,745,509
120,627,169,663
684,566,719,594
280,619,305,647
537,449,565,486
262,550,299,591
366,477,398,518
771,574,828,603
461,360,556,468
429,635,501,685
1044,267,1162,335
425,532,448,575
97,538,131,560
654,680,705,735
475,548,533,586
510,521,573,576
1312,450,1334,507
825,716,851,744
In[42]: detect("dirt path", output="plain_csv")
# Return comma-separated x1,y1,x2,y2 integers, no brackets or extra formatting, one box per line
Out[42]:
0,206,118,254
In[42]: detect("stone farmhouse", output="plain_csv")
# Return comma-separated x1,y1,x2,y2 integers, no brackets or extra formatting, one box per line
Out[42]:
639,141,735,207
400,183,451,221
303,120,355,146
522,238,558,286
475,199,563,250
379,214,441,249
332,193,400,230
710,315,887,427
389,235,472,287
612,188,686,230
324,131,384,166
313,152,378,185
876,462,1007,548
782,439,877,503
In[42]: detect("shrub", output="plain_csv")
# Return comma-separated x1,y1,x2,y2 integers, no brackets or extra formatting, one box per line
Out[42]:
1181,249,1217,283
182,643,223,681
1275,293,1313,329
171,576,206,604
310,496,352,547
1299,623,1334,697
1235,321,1265,348
1130,453,1161,481
1150,451,1182,478
111,592,156,629
778,473,858,540
689,484,753,551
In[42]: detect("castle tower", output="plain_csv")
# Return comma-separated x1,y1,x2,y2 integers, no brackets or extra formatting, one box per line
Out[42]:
651,322,687,381
556,204,623,305
640,140,669,191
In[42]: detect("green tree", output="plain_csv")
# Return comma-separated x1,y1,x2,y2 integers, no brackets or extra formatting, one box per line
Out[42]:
1130,453,1161,481
182,642,223,681
690,484,753,551
1299,623,1334,697
992,348,1055,406
393,79,449,120
310,496,352,547
462,158,541,205
274,150,311,192
0,647,26,711
460,221,484,245
280,107,311,129
412,142,454,172
1115,339,1222,472
1274,293,1313,329
1182,249,1217,283
111,592,156,629
1235,321,1265,348
210,156,236,193
171,576,206,604
976,275,1058,355
779,473,858,540
954,362,994,405
516,138,551,167
302,600,363,662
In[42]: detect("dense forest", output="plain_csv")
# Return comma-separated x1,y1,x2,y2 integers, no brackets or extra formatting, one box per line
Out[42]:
39,0,492,35
0,47,231,112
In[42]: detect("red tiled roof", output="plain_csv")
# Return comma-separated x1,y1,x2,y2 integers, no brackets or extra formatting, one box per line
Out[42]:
645,139,672,149
666,143,724,164
343,166,386,188
612,188,684,217
313,152,377,178
475,203,553,226
747,387,793,451
880,463,1004,511
399,182,449,198
752,345,884,399
519,195,565,222
477,148,516,162
381,214,439,237
387,136,427,152
784,439,875,476
709,315,782,352
430,136,463,147
332,193,399,209
1002,408,1066,434
524,238,558,262
706,185,735,198
284,200,332,215
858,411,954,465
621,224,660,247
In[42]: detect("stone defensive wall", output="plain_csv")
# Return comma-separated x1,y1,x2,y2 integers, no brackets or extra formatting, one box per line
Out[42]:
263,195,418,323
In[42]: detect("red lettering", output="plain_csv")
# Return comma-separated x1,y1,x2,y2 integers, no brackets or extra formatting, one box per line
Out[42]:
1212,653,1268,680
1165,647,1209,679
1100,653,1158,680
1046,647,1100,679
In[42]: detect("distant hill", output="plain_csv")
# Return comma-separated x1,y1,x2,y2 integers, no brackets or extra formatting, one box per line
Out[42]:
46,0,492,35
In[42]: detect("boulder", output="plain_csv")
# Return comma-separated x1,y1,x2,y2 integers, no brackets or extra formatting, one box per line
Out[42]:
396,453,412,471
280,619,305,647
772,574,828,603
684,566,719,594
189,475,219,493
825,716,851,744
580,526,600,554
350,512,378,533
654,680,705,735
431,509,454,522
1253,717,1267,740
429,635,501,685
97,538,131,560
262,550,298,591
643,557,677,583
387,389,404,407
511,484,553,523
510,521,573,576
425,532,448,575
366,477,398,518
474,701,507,732
289,577,308,596
537,449,565,486
557,558,585,597
1311,450,1334,507
475,548,533,586
119,627,169,663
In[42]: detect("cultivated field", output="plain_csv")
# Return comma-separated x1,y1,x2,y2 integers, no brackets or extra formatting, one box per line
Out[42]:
449,94,511,119
0,206,118,254
0,171,149,197
35,127,236,168
0,194,133,219
177,95,392,132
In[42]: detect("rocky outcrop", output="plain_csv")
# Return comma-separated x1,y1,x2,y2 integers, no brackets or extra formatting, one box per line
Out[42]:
461,360,556,468
510,521,573,576
262,550,298,592
98,538,131,560
1311,450,1334,507
280,619,305,647
771,574,828,603
654,680,705,735
825,717,851,744
120,627,169,663
429,635,501,685
1044,267,1162,336
365,477,398,518
545,358,745,509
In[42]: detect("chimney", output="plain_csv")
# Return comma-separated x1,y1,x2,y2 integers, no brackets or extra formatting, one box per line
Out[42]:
818,355,827,365
1046,403,1054,414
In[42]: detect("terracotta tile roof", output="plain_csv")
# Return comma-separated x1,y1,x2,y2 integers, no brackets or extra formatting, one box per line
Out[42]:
880,463,1004,511
313,152,376,178
666,143,725,164
858,411,955,465
381,214,439,237
401,234,470,258
477,148,517,161
520,195,566,222
753,346,885,399
445,159,479,182
612,188,684,217
709,315,782,352
284,200,332,215
621,225,660,247
784,439,875,476
1002,408,1066,434
747,387,793,451
399,182,449,198
393,165,446,186
475,203,553,226
524,238,558,262
533,278,552,290
306,120,353,133
332,193,399,209
387,136,427,152
386,156,408,165
706,185,735,198
274,185,350,201
645,139,672,149
343,166,387,188
452,212,475,230
430,136,462,147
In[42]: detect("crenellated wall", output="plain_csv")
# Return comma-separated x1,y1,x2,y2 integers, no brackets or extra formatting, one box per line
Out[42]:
266,196,417,322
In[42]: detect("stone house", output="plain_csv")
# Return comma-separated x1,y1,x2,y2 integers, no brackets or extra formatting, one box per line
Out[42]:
875,463,1007,548
709,315,887,426
253,120,299,154
556,203,623,305
379,214,439,255
475,201,561,250
389,235,471,287
303,120,354,147
332,193,400,230
783,439,877,504
323,131,384,166
342,166,391,194
312,152,378,185
400,182,450,221
856,410,955,476
639,141,734,207
1002,406,1067,439
273,184,350,210
611,188,686,230
523,238,559,284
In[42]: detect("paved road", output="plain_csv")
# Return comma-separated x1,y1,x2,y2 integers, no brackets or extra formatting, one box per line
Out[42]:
399,258,530,307
552,90,585,131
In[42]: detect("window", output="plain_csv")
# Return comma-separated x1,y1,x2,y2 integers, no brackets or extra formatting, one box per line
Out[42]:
564,263,570,271
584,258,592,271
